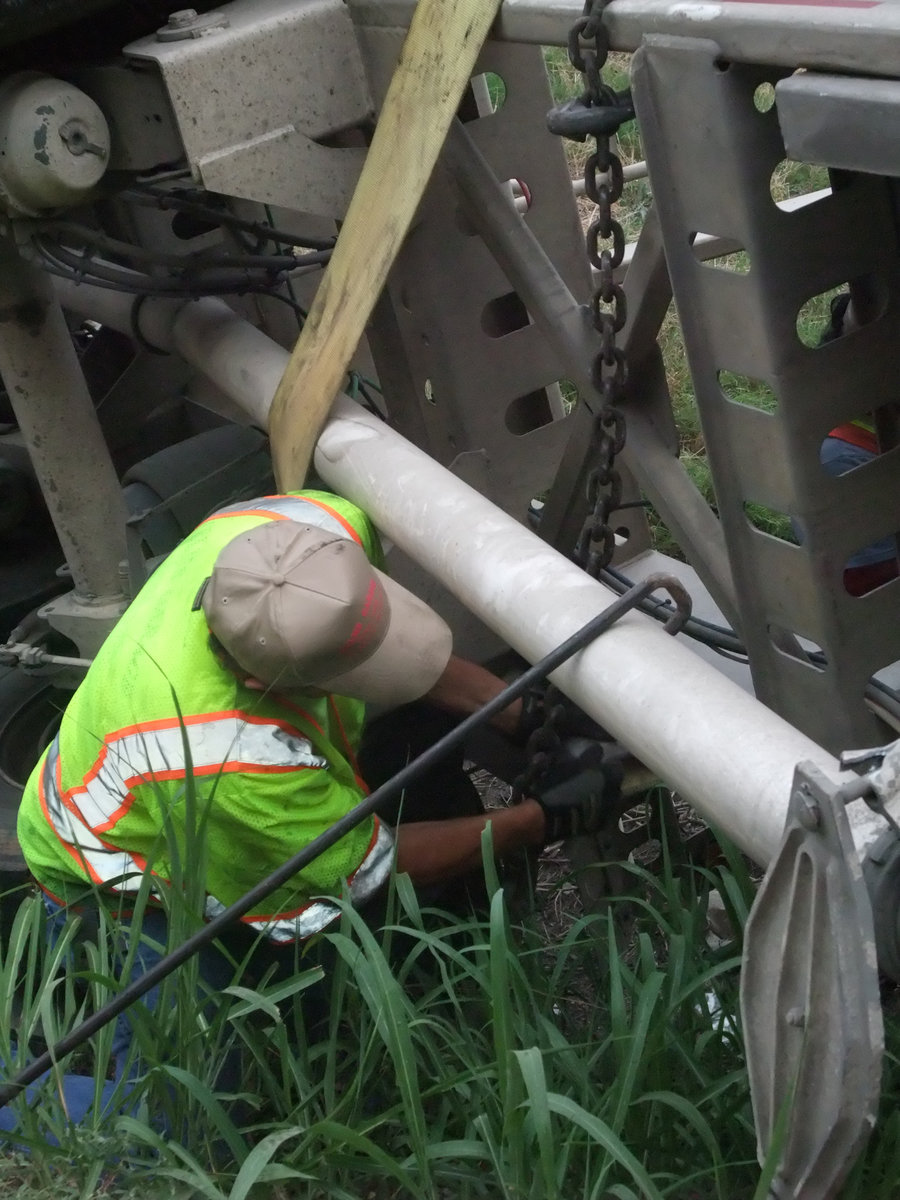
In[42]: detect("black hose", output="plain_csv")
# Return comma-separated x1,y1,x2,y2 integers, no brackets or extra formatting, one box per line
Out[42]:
0,579,674,1107
600,565,900,723
0,0,115,47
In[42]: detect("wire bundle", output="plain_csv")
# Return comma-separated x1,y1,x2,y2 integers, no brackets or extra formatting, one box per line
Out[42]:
28,184,335,317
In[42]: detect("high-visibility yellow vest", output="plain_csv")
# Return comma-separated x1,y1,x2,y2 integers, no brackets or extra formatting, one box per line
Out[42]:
17,491,394,943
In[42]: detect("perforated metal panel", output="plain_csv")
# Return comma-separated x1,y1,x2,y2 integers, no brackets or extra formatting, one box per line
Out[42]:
633,37,900,751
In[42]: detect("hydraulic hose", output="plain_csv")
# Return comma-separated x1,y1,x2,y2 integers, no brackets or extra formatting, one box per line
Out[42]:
0,0,117,47
0,573,689,1107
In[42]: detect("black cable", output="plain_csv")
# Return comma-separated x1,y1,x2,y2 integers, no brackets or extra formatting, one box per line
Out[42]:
35,243,302,303
600,564,747,656
32,232,331,300
0,583,664,1107
122,186,338,252
600,564,900,715
259,290,308,325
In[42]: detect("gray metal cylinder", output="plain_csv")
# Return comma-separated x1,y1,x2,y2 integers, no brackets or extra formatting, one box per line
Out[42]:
0,238,127,601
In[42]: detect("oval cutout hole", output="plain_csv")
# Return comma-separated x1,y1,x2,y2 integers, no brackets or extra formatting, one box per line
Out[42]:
460,72,507,122
769,623,827,671
753,82,775,113
843,534,899,596
718,370,778,413
770,160,830,207
505,389,555,435
743,501,797,544
690,232,748,273
481,292,530,338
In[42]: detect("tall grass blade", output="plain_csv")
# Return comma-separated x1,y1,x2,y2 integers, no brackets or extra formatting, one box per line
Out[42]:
307,1118,423,1196
545,1092,664,1200
159,1065,248,1164
514,1046,558,1200
227,1127,306,1200
328,905,430,1182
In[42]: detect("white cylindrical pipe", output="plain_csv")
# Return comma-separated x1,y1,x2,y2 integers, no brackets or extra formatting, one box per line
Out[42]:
54,282,280,430
54,276,886,866
315,395,880,867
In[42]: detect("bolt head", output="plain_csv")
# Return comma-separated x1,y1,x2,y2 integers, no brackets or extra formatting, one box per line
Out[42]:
795,791,821,831
168,8,199,26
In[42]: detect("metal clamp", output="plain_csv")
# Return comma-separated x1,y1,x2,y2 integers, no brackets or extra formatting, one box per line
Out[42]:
741,762,883,1199
547,90,636,141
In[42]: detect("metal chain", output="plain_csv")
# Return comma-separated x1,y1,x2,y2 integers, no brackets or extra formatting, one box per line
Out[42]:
512,1,632,800
512,685,568,802
566,0,630,580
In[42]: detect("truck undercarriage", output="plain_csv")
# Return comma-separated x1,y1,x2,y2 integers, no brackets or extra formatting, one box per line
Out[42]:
1,0,899,1191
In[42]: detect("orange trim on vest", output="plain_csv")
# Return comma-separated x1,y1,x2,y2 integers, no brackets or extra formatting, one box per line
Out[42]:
327,695,367,791
237,895,324,925
92,709,307,743
297,496,363,546
199,495,364,546
62,709,322,834
347,819,382,886
271,695,328,740
38,754,102,883
201,507,290,524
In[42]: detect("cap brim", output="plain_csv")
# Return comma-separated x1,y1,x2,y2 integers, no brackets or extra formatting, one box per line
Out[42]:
315,568,452,707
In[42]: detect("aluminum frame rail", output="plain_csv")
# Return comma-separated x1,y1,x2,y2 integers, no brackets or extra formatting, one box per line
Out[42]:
349,0,900,78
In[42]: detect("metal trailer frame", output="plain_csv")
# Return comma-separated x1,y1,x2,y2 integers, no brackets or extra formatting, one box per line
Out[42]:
3,0,900,1191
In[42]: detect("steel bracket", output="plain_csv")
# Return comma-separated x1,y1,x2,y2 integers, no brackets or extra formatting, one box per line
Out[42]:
741,761,883,1199
123,0,372,217
37,591,128,661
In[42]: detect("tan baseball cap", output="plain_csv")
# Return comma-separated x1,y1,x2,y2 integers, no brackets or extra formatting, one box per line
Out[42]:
202,521,453,706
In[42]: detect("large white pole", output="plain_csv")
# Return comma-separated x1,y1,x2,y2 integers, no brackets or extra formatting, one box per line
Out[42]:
315,395,881,866
55,279,883,865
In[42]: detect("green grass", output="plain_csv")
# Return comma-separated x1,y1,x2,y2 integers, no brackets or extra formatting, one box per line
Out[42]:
0,832,762,1199
4,824,900,1199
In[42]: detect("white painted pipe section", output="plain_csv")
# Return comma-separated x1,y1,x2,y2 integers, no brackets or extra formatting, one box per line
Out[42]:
54,276,887,866
315,395,885,867
54,282,278,429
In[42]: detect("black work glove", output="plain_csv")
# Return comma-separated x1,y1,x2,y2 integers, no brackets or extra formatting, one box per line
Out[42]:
532,737,624,844
513,684,611,747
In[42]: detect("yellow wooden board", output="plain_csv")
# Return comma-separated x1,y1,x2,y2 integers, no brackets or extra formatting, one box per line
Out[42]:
268,0,503,490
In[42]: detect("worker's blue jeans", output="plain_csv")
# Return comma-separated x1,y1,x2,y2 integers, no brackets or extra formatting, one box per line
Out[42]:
0,896,247,1140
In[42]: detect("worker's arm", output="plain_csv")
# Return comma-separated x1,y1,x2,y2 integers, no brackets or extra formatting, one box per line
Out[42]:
423,653,521,739
393,798,545,886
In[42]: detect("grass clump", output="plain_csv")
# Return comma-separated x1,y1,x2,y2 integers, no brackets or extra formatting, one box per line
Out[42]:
0,830,764,1199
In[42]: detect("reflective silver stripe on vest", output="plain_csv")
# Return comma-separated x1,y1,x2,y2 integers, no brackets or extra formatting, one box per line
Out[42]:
205,821,395,943
63,716,327,833
42,738,145,889
41,716,328,889
208,496,355,541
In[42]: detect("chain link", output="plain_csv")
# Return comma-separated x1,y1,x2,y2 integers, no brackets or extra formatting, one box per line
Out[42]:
512,686,569,802
568,0,630,581
513,0,633,799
